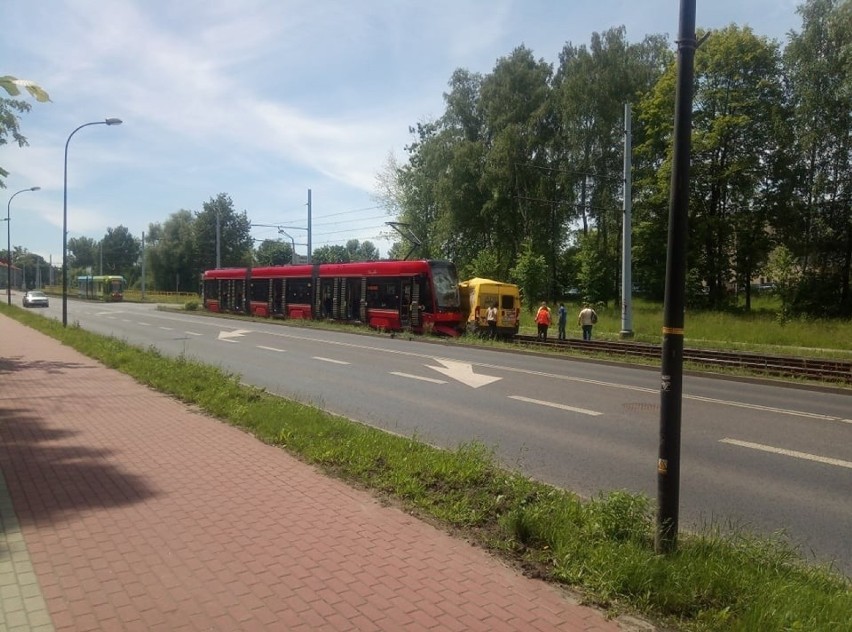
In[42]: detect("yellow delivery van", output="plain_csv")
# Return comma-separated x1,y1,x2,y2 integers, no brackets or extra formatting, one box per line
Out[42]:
459,277,521,338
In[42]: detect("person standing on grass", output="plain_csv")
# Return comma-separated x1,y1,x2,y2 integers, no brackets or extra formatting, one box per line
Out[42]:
557,302,567,340
535,302,552,341
578,303,598,340
486,301,498,339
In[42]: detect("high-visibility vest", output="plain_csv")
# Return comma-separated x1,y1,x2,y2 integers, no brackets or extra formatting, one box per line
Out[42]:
536,308,551,325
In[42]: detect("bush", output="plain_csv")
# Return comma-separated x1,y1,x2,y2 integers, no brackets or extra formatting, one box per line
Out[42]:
184,300,199,311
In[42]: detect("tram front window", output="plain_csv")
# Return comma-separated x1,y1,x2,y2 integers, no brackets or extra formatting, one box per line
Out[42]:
430,262,460,310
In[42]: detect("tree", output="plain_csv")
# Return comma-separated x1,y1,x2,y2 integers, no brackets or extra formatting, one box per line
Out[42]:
509,239,548,309
311,245,350,264
637,26,787,309
1,76,50,189
478,47,555,282
66,236,98,271
345,239,380,261
575,231,609,304
552,28,672,301
255,239,293,266
100,225,140,278
766,244,802,320
147,210,196,292
782,0,852,316
460,248,500,281
9,247,50,290
193,193,253,273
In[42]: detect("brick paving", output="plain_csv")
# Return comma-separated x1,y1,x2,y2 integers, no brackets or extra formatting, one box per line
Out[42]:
0,315,636,631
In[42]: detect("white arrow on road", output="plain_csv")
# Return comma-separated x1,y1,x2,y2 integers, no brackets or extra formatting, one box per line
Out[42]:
217,329,252,342
426,358,502,389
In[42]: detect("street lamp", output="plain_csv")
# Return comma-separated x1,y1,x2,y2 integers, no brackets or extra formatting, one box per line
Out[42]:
6,186,41,305
62,118,122,326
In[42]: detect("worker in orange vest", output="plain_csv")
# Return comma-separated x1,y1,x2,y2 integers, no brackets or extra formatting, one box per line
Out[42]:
535,302,552,341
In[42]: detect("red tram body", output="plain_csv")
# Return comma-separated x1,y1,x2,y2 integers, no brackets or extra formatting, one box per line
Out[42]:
202,260,463,336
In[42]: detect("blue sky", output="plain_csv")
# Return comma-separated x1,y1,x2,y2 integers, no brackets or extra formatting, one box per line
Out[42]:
4,0,803,264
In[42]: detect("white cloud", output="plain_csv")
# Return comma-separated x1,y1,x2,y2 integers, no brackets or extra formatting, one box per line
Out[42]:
4,0,804,261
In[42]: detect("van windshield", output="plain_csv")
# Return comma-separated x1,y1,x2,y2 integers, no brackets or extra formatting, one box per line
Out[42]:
430,262,461,310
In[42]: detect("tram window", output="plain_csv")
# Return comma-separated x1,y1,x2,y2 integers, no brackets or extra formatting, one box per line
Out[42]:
250,280,269,302
429,262,461,309
204,281,219,300
365,280,400,309
287,278,312,303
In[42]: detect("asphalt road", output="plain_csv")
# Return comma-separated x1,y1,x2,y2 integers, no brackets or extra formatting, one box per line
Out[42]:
21,297,852,575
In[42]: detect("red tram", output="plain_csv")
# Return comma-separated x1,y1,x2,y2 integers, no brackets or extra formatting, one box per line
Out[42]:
202,259,463,336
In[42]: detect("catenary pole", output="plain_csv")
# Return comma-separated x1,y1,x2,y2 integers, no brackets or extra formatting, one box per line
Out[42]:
620,103,634,338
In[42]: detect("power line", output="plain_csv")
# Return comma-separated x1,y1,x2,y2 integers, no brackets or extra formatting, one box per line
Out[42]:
273,204,385,227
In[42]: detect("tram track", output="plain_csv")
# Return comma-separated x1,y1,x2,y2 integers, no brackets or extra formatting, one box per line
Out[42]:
513,334,852,386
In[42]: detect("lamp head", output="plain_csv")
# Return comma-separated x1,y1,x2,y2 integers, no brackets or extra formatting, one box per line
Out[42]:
105,118,123,126
29,187,41,192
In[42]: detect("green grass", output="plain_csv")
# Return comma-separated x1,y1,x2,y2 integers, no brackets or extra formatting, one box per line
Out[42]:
2,304,850,631
522,298,852,358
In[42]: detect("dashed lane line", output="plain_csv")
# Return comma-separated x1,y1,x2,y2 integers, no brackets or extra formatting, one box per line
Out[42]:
508,395,602,416
313,356,350,365
257,345,286,353
720,438,852,469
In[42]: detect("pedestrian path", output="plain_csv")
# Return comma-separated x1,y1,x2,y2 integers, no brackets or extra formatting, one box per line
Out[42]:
0,315,641,631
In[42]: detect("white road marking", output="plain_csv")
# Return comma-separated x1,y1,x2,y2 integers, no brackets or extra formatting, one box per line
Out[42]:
426,358,502,388
508,395,602,416
313,357,350,365
245,329,849,426
257,345,285,353
185,331,203,336
218,329,251,341
689,395,851,423
390,372,447,384
159,326,173,331
137,321,151,326
720,438,852,469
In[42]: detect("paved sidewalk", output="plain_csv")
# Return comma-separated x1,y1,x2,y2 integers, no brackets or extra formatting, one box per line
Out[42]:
0,315,636,631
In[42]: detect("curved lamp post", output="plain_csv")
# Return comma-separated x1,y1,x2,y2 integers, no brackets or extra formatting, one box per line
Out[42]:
62,118,122,326
6,186,41,305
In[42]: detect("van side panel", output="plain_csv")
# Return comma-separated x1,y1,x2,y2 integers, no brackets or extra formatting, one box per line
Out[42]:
458,278,520,337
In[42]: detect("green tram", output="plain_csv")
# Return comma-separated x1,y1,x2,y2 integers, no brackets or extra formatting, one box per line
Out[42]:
77,275,126,302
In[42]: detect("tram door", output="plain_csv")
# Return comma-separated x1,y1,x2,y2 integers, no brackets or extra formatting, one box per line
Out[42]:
345,278,361,321
319,279,334,318
271,279,284,316
400,280,413,328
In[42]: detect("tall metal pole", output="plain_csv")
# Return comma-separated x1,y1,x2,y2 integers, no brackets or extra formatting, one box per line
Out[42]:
656,0,697,554
307,188,312,264
141,231,146,301
6,187,40,305
215,210,221,268
63,118,122,327
620,104,634,338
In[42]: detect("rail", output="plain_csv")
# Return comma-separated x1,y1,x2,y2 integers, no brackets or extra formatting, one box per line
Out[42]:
513,335,852,386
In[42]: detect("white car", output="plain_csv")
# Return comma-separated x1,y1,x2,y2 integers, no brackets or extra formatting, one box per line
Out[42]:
22,290,50,308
